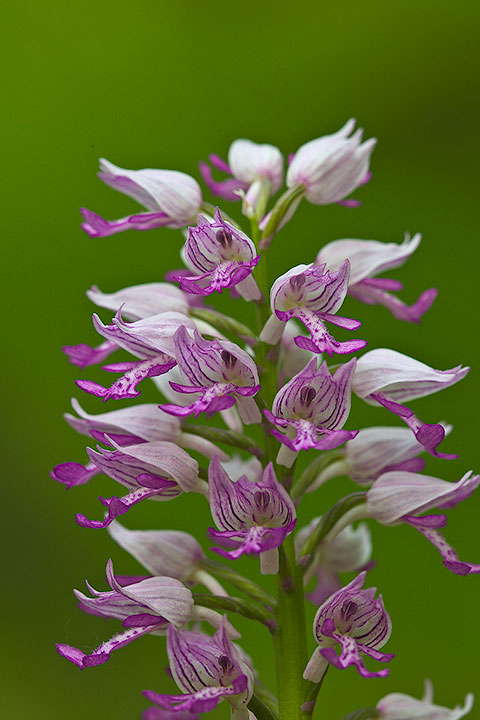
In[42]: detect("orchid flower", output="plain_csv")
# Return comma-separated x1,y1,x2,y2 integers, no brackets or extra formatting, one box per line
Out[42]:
353,348,469,458
264,357,357,467
208,456,296,574
73,439,201,529
260,261,366,356
51,399,226,489
159,327,261,424
317,233,437,322
56,560,195,668
143,620,253,719
200,138,283,217
286,119,376,205
367,470,480,575
81,159,202,238
376,679,474,719
304,572,393,682
173,209,261,300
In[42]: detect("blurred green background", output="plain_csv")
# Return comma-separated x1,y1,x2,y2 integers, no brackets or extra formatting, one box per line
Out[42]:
3,1,480,717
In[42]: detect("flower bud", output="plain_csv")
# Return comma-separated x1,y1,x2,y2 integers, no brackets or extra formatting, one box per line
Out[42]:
287,119,376,205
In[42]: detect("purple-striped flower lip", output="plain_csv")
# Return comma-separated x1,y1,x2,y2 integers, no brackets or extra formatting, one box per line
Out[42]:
143,620,252,714
308,571,393,679
208,456,296,561
159,327,261,423
173,208,260,298
265,357,357,454
268,261,366,356
73,310,201,401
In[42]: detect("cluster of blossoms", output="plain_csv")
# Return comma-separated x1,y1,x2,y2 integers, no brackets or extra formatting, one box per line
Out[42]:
54,120,476,719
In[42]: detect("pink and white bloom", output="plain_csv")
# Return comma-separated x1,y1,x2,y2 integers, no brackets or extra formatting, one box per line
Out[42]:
208,456,296,574
200,138,283,216
172,209,261,300
304,572,393,682
260,261,366,356
160,328,261,424
367,470,480,575
56,560,194,669
74,310,198,401
144,620,253,719
317,233,437,323
63,282,218,370
265,358,357,467
286,119,376,205
73,439,201,529
377,679,474,719
51,399,226,489
353,349,469,458
81,159,202,238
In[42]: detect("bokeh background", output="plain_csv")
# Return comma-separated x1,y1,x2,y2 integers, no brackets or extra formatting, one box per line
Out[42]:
3,1,480,718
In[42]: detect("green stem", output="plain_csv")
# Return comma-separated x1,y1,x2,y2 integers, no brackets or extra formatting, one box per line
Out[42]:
300,682,321,719
274,535,308,720
291,449,345,500
248,694,279,720
192,593,276,631
182,422,263,458
199,557,276,607
300,670,328,719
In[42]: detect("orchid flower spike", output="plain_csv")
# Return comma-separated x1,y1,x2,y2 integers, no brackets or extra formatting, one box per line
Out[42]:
286,119,376,206
208,456,296,574
159,327,261,424
81,159,202,238
367,470,480,575
260,261,366,356
296,519,373,604
200,139,284,217
376,679,474,719
74,440,201,529
353,348,469,458
264,357,357,467
304,572,393,682
51,400,226,489
173,208,261,300
143,620,254,719
56,559,194,669
317,233,437,323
